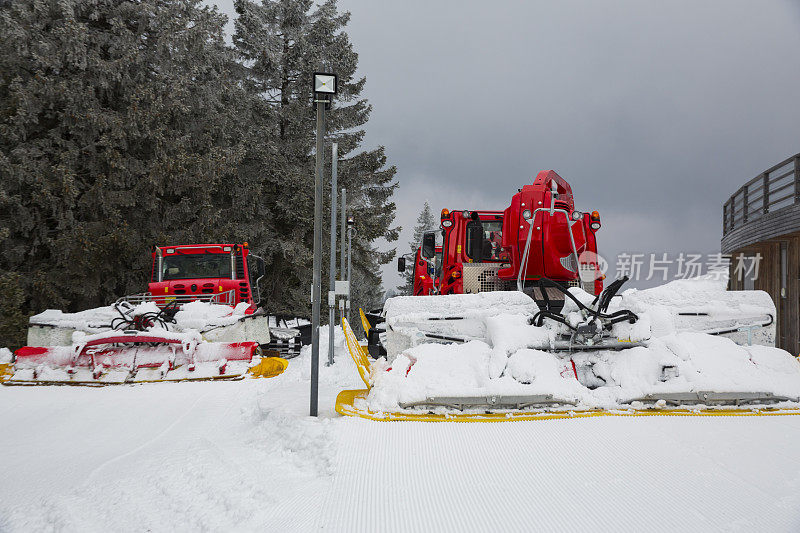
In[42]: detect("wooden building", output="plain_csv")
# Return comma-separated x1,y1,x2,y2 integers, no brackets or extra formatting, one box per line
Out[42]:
722,153,800,354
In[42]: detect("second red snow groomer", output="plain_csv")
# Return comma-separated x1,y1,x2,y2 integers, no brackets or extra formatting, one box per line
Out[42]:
408,170,604,301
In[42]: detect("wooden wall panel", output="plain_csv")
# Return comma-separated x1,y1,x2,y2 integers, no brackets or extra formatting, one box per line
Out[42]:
730,237,800,354
787,236,799,355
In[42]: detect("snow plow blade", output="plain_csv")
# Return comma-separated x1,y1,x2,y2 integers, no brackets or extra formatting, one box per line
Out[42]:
623,391,797,408
247,356,288,378
335,316,800,422
0,363,12,383
3,330,287,386
399,394,575,410
335,388,800,422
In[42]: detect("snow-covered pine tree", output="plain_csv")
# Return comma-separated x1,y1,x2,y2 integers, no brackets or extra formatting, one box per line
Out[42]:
397,201,438,295
0,0,245,348
233,0,399,318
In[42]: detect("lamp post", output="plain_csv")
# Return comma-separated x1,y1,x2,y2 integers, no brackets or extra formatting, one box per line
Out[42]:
327,142,338,366
347,215,355,325
339,188,347,324
310,72,336,417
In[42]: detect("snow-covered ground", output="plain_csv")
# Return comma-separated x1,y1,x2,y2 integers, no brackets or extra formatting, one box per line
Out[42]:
3,326,800,532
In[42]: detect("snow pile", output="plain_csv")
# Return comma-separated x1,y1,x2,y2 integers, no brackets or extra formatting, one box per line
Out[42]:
172,300,244,329
618,277,776,345
291,325,361,389
130,301,161,316
29,306,121,332
0,347,12,364
366,339,590,412
26,300,275,349
385,291,538,357
365,329,800,413
249,399,337,476
29,300,255,333
576,333,800,407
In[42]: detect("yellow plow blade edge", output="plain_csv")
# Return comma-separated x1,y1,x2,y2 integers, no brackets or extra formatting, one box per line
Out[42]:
0,363,13,384
248,357,288,378
342,318,372,388
359,308,372,335
335,389,800,422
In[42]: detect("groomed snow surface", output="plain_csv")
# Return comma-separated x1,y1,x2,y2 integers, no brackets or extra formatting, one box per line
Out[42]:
3,327,800,532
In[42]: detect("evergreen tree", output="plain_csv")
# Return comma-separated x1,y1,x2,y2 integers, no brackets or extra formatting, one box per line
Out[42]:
0,0,398,347
0,0,245,347
232,0,398,318
398,201,437,295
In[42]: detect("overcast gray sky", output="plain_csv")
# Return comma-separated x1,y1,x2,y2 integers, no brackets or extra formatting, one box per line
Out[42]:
209,0,800,290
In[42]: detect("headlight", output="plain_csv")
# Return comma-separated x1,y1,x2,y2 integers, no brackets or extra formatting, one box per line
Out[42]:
441,220,453,228
571,210,582,221
522,209,532,220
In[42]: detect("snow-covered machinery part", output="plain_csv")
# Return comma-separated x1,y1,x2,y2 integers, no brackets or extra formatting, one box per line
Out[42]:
527,276,640,351
372,279,642,357
360,308,387,358
27,299,273,348
336,275,798,420
5,328,288,385
9,301,291,385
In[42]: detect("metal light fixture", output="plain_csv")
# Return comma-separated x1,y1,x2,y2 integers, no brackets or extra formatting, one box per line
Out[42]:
313,73,337,95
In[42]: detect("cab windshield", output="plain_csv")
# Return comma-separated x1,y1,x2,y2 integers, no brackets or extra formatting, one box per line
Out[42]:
161,254,231,281
465,221,504,262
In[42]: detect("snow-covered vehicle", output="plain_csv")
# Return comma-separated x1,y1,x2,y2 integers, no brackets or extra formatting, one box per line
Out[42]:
339,277,799,420
3,243,295,385
337,171,795,420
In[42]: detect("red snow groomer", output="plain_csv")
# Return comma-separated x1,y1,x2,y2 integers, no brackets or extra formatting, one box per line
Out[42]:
143,243,264,311
378,170,633,359
402,246,442,296
400,170,605,304
4,243,290,386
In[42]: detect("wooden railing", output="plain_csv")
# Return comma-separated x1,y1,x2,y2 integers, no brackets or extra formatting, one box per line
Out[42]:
723,153,800,235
